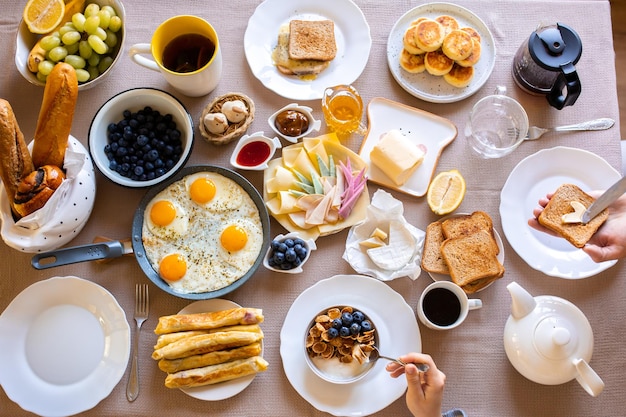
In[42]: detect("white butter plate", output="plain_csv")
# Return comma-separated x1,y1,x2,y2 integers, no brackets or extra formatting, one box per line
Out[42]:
244,0,371,101
387,2,496,103
0,276,130,417
359,97,457,197
500,146,620,278
280,274,421,416
176,299,261,400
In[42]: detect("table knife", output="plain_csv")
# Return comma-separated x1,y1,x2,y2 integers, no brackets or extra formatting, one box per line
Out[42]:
581,176,626,224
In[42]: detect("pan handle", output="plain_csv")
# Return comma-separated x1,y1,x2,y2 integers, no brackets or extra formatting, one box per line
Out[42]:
31,240,129,269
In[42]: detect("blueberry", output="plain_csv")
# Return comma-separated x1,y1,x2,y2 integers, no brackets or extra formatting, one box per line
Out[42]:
272,252,285,265
361,320,372,332
352,311,365,323
277,242,288,253
284,238,295,247
271,240,281,251
341,312,353,327
327,327,339,339
295,245,308,260
339,326,350,337
285,248,297,262
331,318,342,329
350,322,361,335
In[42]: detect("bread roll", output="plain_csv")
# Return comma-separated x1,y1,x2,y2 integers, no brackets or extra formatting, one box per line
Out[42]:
31,62,78,169
0,99,34,215
13,165,65,218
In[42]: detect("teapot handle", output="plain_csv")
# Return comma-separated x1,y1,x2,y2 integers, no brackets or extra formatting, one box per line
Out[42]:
548,62,581,110
573,358,605,397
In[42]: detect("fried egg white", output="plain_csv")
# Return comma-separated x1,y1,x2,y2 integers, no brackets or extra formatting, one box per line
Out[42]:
144,197,189,239
218,218,264,279
184,172,243,212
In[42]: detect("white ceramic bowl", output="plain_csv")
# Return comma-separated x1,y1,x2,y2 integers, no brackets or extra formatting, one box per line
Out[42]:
230,131,281,171
88,88,194,188
15,0,125,91
263,232,316,274
268,104,321,143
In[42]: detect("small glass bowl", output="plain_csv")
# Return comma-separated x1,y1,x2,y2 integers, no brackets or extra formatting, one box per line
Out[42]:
268,104,321,143
263,232,316,274
229,131,281,171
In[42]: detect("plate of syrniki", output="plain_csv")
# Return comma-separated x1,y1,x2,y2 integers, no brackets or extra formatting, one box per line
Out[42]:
387,3,496,103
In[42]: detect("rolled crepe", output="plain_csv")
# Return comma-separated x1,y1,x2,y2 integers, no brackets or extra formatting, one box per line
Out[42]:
152,330,264,360
154,308,264,335
153,325,262,350
164,356,269,389
158,342,262,373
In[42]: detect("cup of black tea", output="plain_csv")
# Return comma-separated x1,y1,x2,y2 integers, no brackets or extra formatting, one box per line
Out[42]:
129,15,222,97
417,281,482,330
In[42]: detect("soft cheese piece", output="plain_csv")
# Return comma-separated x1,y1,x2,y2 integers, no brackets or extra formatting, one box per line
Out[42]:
367,220,416,270
369,130,425,186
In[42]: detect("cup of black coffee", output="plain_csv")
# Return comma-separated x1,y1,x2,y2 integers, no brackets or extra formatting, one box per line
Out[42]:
417,281,482,330
129,15,222,97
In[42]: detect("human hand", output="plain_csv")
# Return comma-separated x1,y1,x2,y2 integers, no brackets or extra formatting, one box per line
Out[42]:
386,352,445,417
528,191,626,262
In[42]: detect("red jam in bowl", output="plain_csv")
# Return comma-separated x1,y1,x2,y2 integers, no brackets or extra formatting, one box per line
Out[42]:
235,140,271,167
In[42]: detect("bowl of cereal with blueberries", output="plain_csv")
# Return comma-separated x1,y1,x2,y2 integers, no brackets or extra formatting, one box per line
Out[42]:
304,305,377,384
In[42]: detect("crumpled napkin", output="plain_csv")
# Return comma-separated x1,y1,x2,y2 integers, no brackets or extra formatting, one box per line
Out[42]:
343,189,425,281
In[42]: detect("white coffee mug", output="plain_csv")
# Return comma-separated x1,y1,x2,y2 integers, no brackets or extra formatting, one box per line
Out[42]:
418,281,482,330
129,15,222,97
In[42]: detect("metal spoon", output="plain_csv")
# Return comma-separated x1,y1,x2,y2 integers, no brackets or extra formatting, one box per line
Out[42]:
525,117,614,140
370,346,430,372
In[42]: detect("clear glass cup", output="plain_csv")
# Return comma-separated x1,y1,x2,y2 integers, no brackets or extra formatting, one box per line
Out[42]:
321,84,366,138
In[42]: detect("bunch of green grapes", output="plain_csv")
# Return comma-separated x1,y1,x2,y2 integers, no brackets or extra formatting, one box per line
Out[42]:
37,3,122,83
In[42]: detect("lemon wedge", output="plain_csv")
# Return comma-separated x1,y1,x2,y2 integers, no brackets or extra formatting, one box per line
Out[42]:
427,169,466,215
23,0,65,34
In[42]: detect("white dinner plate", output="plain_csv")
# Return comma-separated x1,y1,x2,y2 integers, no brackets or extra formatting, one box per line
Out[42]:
500,146,620,278
0,276,130,417
176,299,260,400
387,2,496,103
359,97,457,197
428,213,505,290
280,274,421,416
244,0,371,101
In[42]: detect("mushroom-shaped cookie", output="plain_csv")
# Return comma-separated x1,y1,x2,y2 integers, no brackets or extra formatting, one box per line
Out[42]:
203,112,229,134
222,100,249,123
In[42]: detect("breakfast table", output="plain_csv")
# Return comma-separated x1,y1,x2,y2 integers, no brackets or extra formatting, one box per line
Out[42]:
1,0,625,416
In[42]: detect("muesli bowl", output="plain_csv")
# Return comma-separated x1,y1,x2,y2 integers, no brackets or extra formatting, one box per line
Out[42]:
304,305,378,384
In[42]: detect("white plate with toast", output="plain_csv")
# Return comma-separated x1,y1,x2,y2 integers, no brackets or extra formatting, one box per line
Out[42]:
280,274,421,416
387,3,496,103
500,146,620,279
176,299,261,400
244,0,371,101
0,276,129,417
359,97,457,197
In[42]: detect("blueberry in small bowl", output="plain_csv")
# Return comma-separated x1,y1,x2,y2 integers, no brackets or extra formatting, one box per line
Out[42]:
263,232,316,274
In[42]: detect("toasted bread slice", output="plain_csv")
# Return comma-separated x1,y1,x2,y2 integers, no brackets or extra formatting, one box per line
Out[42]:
273,28,330,76
443,63,474,87
537,183,609,248
288,20,337,61
441,211,493,239
421,221,449,274
440,229,505,288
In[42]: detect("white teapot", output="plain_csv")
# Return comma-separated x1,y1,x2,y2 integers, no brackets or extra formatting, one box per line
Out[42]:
503,281,604,396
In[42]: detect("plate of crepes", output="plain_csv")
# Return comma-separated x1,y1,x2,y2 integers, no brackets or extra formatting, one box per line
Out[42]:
0,276,130,417
387,3,496,103
500,146,620,279
280,274,421,416
264,133,370,241
244,0,371,100
421,211,505,293
152,300,268,400
359,97,457,197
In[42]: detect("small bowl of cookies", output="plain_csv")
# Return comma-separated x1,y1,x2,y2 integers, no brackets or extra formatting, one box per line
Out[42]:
199,92,255,145
304,305,377,384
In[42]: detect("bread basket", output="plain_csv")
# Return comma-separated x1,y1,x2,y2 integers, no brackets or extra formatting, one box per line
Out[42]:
199,93,255,145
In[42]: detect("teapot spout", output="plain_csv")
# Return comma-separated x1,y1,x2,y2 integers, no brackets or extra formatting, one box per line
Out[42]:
507,281,536,319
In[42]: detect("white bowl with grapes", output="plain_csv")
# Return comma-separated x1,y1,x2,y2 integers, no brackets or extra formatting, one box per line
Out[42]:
15,0,125,90
263,232,316,274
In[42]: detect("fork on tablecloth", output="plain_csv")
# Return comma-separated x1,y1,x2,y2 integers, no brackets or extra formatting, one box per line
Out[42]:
127,283,149,402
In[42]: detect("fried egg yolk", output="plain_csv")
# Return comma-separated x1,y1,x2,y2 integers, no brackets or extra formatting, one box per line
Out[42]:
220,225,248,252
159,253,187,281
150,200,177,226
189,177,217,204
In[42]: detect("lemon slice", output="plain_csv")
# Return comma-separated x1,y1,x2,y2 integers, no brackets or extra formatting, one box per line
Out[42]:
23,0,65,34
427,169,466,215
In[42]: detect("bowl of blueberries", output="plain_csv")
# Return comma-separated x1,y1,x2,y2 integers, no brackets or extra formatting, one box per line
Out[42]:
88,87,194,187
263,232,316,274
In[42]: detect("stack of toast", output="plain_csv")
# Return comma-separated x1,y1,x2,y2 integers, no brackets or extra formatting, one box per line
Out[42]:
421,211,504,293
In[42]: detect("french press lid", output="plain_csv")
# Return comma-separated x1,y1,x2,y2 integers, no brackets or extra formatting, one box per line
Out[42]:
528,23,582,71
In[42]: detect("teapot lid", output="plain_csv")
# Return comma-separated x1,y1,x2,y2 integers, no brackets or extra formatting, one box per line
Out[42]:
528,23,582,71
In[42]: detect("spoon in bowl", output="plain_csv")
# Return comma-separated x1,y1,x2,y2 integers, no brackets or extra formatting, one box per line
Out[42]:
370,346,430,372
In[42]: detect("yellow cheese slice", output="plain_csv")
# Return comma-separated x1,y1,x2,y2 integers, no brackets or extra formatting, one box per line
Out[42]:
266,165,297,194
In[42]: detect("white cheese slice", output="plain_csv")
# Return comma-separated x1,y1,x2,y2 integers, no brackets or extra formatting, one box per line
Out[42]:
366,221,416,270
359,236,386,249
369,130,425,186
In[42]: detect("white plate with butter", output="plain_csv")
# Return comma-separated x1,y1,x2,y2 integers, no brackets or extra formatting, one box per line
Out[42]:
359,97,457,197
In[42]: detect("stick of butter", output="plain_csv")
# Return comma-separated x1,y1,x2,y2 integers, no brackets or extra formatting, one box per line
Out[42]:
370,130,425,186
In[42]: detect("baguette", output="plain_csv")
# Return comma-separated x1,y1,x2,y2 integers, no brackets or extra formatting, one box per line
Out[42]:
12,165,65,218
31,62,78,169
0,99,34,216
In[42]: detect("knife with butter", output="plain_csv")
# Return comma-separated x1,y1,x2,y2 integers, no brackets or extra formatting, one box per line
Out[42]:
581,176,626,224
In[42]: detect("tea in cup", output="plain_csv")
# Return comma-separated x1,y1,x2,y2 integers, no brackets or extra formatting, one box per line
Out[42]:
465,86,529,158
129,15,222,97
418,281,482,330
321,85,366,138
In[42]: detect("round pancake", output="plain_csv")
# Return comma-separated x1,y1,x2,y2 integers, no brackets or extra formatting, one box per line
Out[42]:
403,25,426,55
456,37,481,67
461,26,481,42
435,15,460,35
399,48,426,73
442,29,474,61
424,49,454,76
443,63,474,87
414,19,445,52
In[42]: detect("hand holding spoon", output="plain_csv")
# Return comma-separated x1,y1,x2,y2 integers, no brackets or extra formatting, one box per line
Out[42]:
370,346,430,372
